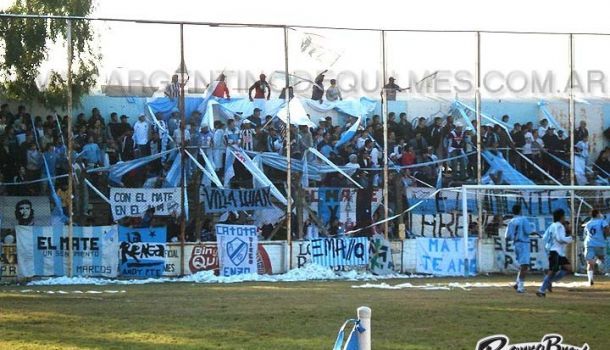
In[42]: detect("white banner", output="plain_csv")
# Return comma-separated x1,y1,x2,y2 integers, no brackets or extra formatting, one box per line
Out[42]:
416,237,477,276
16,225,119,278
216,224,258,277
109,187,181,220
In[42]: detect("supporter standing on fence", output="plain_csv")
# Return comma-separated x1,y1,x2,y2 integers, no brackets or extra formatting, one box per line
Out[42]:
212,73,231,99
165,74,182,100
382,77,402,101
249,74,271,101
311,70,327,103
326,79,342,102
505,204,534,293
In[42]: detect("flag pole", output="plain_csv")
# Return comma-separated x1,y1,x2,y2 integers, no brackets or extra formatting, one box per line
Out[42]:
568,33,577,264
283,26,293,269
179,23,186,276
475,31,483,240
381,30,389,239
66,19,74,278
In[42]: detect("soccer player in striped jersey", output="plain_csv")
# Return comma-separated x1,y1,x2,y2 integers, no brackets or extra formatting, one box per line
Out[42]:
504,205,534,293
583,209,609,286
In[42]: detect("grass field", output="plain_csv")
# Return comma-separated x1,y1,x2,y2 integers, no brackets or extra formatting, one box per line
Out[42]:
1,276,609,350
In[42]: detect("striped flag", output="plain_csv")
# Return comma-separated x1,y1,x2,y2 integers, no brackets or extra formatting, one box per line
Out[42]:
16,225,119,278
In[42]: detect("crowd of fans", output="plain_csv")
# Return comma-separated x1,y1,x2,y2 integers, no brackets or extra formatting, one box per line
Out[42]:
0,73,609,241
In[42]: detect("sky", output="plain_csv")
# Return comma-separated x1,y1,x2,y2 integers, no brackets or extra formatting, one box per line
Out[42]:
3,0,610,98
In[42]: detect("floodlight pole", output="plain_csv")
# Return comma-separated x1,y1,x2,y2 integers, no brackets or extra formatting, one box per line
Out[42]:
66,19,74,278
284,26,293,268
179,23,186,276
381,30,389,239
475,31,483,240
568,34,577,264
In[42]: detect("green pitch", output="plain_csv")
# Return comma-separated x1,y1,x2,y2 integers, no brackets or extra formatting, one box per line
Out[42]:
1,276,608,349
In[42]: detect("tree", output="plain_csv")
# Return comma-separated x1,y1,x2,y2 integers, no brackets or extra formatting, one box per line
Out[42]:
0,0,99,110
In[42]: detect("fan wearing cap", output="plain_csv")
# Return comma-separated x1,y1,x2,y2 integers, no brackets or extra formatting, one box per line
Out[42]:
118,114,132,136
383,77,403,101
240,119,256,151
249,74,271,101
266,127,281,153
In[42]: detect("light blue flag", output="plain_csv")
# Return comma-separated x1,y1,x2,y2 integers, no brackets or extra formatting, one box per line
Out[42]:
435,166,443,189
481,151,534,185
30,118,66,223
453,101,512,142
108,149,176,185
224,149,235,187
333,319,363,350
166,152,182,187
335,116,361,150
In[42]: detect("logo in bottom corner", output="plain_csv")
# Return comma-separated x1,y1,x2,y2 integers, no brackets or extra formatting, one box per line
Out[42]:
475,334,589,350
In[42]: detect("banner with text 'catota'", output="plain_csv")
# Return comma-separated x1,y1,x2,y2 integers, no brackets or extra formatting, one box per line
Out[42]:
216,224,258,277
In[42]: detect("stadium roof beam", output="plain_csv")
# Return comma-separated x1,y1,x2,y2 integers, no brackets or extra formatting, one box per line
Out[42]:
2,13,610,36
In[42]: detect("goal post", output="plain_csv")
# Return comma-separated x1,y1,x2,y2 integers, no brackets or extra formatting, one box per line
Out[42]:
460,184,610,276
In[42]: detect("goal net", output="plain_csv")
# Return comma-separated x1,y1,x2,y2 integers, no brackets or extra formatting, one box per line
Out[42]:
457,185,610,274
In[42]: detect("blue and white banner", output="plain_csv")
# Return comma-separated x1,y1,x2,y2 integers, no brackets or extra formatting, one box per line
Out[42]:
304,187,383,232
216,224,258,277
310,237,369,268
16,225,119,278
118,226,167,278
200,187,273,213
415,237,477,276
109,187,181,220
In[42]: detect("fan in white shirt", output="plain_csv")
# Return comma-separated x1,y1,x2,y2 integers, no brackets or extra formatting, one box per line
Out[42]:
132,115,150,147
